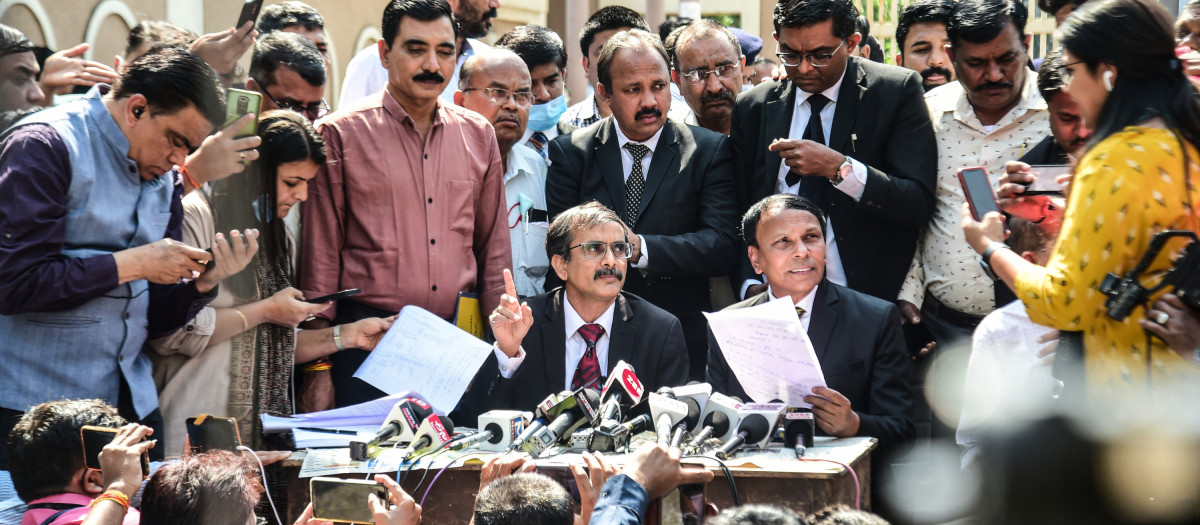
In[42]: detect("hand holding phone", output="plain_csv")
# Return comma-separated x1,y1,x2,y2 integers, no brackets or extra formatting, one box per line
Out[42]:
185,415,242,453
310,477,388,524
224,88,262,138
81,424,153,484
958,167,1003,222
236,0,264,32
305,288,362,304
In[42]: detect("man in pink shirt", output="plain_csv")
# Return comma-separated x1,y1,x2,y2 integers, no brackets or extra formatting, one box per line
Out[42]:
300,0,511,409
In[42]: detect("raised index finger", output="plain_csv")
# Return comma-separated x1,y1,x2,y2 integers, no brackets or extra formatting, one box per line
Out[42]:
503,268,517,299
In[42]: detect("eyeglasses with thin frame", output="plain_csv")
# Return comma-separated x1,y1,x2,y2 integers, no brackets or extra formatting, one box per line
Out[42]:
681,63,740,83
569,241,634,260
776,41,846,68
1056,59,1085,85
254,78,329,120
462,87,535,108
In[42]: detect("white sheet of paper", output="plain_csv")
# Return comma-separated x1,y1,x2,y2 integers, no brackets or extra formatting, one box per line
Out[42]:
261,391,426,433
353,305,494,413
703,296,826,407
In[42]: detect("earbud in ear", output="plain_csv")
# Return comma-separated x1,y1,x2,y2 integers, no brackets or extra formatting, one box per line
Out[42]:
133,107,143,118
1103,70,1114,92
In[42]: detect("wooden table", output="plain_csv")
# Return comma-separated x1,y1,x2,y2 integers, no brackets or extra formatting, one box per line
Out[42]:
280,436,875,524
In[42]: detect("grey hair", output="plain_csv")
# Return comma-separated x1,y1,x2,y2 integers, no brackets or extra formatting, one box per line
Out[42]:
458,48,528,91
596,28,669,91
546,201,628,262
672,19,743,72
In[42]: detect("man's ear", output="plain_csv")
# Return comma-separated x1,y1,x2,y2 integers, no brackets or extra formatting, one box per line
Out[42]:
245,77,261,92
1022,33,1032,52
670,70,681,86
895,53,904,67
453,90,465,106
847,33,863,52
125,93,148,127
595,82,610,105
946,43,956,64
377,39,390,70
748,246,763,275
551,254,569,281
82,469,105,495
581,56,590,72
1020,251,1039,264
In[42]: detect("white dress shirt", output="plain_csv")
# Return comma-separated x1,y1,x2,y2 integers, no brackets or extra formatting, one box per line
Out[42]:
766,284,819,332
336,38,488,110
613,123,664,270
741,75,867,299
503,145,551,297
494,292,618,389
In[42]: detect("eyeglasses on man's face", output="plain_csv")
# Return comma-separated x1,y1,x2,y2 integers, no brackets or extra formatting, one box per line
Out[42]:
463,87,535,108
681,63,739,83
254,78,329,120
776,41,846,68
569,241,634,260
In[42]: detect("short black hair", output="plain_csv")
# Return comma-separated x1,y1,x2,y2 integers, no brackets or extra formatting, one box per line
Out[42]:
773,0,860,40
546,201,628,262
112,45,225,129
1038,0,1090,16
250,31,326,88
742,194,827,247
140,451,260,525
257,1,325,33
0,23,34,59
807,504,889,525
579,6,649,58
947,0,1028,49
125,21,197,57
708,504,808,525
597,29,670,94
862,34,885,62
496,25,567,73
673,20,742,72
659,15,693,42
896,0,956,52
382,0,458,50
473,473,574,525
1037,48,1065,102
7,399,124,502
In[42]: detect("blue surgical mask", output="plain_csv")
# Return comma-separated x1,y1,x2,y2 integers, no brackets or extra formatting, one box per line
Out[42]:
527,93,568,132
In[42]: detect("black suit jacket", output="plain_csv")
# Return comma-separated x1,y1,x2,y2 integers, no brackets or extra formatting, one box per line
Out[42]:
730,57,937,302
490,289,690,412
545,118,740,318
705,283,914,448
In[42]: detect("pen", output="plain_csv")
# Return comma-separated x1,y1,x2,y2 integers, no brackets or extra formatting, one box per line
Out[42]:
850,133,857,153
297,427,359,435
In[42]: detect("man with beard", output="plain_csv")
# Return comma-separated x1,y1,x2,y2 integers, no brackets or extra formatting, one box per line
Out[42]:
545,29,739,381
671,20,744,135
338,0,500,109
1018,50,1089,165
300,0,511,408
896,0,1048,438
894,0,957,91
455,49,550,296
485,202,689,410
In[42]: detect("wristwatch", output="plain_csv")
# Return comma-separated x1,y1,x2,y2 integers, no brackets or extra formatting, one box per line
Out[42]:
979,241,1012,281
832,157,853,185
333,324,346,352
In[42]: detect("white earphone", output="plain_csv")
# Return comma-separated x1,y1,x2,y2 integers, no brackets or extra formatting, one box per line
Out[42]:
1103,70,1114,92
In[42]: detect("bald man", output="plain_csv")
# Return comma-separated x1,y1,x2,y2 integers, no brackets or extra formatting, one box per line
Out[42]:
455,49,549,296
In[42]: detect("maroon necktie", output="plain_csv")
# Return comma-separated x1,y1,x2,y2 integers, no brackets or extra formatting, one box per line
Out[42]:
572,323,605,390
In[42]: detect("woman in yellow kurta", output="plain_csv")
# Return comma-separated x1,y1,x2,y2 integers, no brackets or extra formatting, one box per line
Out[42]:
963,0,1200,393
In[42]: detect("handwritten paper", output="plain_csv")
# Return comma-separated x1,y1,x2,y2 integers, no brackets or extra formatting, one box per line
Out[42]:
354,305,494,413
703,297,826,407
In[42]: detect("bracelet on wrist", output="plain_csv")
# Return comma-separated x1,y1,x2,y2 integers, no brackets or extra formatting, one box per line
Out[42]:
88,489,130,511
333,324,346,352
303,358,332,373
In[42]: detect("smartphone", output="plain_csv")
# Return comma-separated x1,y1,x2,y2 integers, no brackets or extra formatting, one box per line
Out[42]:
236,0,264,32
80,425,150,476
1024,165,1071,195
185,415,242,453
306,288,362,304
679,482,708,525
224,88,261,138
957,167,1002,222
310,477,388,524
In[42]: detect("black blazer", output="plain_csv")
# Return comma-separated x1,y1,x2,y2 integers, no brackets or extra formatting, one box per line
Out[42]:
730,57,937,303
489,289,690,412
705,283,914,448
545,118,740,318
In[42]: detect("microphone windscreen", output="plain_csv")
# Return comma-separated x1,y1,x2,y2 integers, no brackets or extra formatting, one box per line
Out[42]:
784,420,808,445
581,388,601,407
439,416,455,436
729,396,744,403
705,411,731,436
682,398,702,429
739,414,772,443
484,422,504,444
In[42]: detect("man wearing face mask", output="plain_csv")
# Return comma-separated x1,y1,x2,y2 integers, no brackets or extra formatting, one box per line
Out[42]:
495,25,577,164
456,49,550,297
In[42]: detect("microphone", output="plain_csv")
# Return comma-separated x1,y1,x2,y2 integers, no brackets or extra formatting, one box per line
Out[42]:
349,397,434,460
599,360,644,408
694,392,742,443
785,420,814,458
689,410,731,447
471,410,525,452
519,389,601,456
715,414,772,460
670,396,703,448
648,390,688,445
509,391,577,451
399,415,455,460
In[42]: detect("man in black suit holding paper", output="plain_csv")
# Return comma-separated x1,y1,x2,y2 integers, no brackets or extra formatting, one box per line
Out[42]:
731,0,936,304
486,202,689,412
706,195,913,448
546,29,740,381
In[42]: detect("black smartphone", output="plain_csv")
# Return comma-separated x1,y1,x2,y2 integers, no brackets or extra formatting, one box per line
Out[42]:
236,0,264,32
80,425,150,476
306,288,362,304
957,167,1002,222
310,477,388,524
185,416,242,453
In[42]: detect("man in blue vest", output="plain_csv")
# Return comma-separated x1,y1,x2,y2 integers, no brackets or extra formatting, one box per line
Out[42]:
0,46,227,467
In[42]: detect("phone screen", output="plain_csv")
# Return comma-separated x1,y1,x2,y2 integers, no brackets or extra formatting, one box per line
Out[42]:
1025,165,1071,194
80,425,150,476
311,478,387,524
185,416,242,453
224,88,262,138
959,167,1001,221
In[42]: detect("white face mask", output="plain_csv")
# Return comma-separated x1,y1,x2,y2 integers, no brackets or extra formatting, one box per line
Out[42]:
742,83,754,92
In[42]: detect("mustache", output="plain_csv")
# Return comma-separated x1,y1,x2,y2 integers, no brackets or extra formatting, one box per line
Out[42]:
635,107,662,120
594,266,624,281
412,71,445,83
974,80,1014,92
921,66,953,81
482,8,498,19
699,89,735,105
